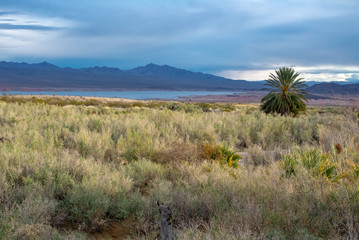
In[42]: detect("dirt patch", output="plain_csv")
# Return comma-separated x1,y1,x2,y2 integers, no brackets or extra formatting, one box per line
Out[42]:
87,219,136,240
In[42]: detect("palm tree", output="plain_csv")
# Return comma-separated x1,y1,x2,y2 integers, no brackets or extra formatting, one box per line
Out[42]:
260,67,308,116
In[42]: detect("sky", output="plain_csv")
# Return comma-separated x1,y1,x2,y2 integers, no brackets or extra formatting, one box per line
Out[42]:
0,0,358,82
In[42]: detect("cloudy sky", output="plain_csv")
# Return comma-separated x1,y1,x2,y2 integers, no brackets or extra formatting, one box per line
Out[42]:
0,0,358,81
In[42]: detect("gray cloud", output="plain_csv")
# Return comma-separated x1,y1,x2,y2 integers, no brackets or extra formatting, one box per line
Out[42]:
346,73,359,82
0,11,18,16
0,23,62,31
0,0,358,77
0,19,16,21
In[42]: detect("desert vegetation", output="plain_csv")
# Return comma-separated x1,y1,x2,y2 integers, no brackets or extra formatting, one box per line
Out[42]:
0,96,359,239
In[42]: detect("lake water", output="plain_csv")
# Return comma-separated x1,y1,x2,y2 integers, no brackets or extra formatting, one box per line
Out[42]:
0,91,242,100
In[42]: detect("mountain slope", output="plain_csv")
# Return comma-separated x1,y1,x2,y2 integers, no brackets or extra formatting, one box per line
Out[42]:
307,82,359,95
0,61,266,91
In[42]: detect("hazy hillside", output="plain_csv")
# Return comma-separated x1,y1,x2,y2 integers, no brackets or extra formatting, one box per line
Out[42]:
307,82,359,95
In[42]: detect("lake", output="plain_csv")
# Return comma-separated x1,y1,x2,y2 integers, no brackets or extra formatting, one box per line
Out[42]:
0,91,242,100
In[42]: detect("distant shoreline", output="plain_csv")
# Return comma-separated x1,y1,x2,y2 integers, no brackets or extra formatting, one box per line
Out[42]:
0,90,247,101
0,87,246,92
1,92,358,106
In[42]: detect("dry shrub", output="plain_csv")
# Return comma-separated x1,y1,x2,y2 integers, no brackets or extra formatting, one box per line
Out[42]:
318,118,359,152
199,143,222,161
176,223,259,240
152,141,200,164
16,193,56,226
58,128,76,149
248,145,268,165
126,159,166,191
14,224,53,240
318,126,339,152
103,147,119,162
247,145,281,166
335,143,343,154
14,224,86,240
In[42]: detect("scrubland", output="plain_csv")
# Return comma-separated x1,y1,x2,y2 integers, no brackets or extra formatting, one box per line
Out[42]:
0,96,359,239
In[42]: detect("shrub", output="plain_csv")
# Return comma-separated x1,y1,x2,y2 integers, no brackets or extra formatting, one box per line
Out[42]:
14,224,53,240
66,186,110,232
280,149,338,180
248,145,268,165
280,154,298,178
152,141,199,164
87,118,102,132
126,159,165,191
200,143,241,168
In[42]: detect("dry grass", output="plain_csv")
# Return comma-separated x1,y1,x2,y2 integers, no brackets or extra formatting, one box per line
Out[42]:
0,96,359,239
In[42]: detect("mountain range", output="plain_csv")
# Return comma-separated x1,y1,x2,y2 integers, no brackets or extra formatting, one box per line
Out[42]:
0,61,265,91
306,82,359,95
0,61,357,95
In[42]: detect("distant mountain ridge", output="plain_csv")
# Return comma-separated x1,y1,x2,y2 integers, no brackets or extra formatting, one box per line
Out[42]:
307,82,359,95
0,61,356,94
0,61,266,91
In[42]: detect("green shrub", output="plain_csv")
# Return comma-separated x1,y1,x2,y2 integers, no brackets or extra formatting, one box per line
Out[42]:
66,186,110,231
200,143,241,168
107,191,145,220
87,118,102,132
280,149,338,180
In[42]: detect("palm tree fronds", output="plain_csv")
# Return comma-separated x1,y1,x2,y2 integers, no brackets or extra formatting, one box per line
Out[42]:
260,67,308,116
